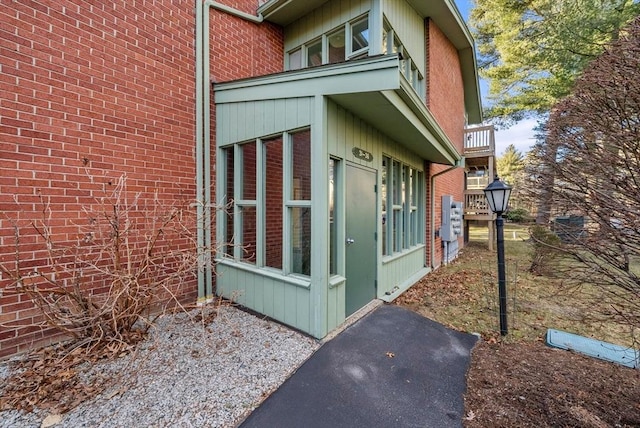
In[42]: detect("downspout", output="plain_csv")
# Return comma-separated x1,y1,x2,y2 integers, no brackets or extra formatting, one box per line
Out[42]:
195,1,264,304
195,1,206,304
429,157,464,269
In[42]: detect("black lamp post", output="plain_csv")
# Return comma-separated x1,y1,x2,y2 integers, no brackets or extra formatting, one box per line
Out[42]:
483,176,512,336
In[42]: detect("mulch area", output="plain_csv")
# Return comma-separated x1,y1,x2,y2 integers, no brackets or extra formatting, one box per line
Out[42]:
464,340,640,427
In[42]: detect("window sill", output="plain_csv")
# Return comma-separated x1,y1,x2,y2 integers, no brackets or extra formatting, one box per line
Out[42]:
329,275,346,290
216,258,311,289
381,243,425,265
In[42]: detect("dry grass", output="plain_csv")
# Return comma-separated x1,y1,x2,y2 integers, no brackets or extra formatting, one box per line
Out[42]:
398,224,636,347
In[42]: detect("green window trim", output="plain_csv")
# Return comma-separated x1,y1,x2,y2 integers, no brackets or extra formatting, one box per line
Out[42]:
382,155,424,257
222,128,312,278
287,14,370,70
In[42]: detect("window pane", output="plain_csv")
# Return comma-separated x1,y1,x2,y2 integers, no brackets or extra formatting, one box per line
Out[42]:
242,206,257,264
224,147,235,257
328,29,346,64
351,18,369,52
264,136,283,269
329,159,337,275
417,171,424,244
392,160,401,204
289,48,302,70
291,130,311,200
382,157,388,256
393,208,401,253
241,142,256,200
382,29,388,55
307,40,322,67
291,207,311,276
410,168,415,206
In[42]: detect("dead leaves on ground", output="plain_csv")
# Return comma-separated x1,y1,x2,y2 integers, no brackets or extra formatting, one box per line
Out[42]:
0,339,139,414
397,256,489,307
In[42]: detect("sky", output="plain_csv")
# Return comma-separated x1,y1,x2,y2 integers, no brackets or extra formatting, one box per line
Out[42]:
454,0,538,157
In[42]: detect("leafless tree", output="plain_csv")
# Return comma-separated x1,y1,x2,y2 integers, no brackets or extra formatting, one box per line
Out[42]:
534,17,640,332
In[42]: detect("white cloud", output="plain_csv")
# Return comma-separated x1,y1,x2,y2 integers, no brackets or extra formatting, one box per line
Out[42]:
494,118,539,156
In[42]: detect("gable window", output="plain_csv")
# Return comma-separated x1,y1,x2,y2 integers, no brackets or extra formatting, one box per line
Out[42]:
287,14,369,69
381,156,424,257
222,129,312,277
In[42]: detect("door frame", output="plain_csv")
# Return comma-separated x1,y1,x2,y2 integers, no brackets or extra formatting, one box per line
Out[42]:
344,162,378,316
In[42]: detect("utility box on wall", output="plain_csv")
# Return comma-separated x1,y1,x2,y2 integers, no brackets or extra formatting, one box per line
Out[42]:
440,195,463,242
440,195,463,265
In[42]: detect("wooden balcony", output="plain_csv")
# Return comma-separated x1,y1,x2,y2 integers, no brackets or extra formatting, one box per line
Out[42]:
463,190,496,220
462,125,496,221
464,124,495,158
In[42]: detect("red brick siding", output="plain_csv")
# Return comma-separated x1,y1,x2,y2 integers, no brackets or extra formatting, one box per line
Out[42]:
0,0,285,358
424,19,466,267
208,3,283,82
0,1,199,358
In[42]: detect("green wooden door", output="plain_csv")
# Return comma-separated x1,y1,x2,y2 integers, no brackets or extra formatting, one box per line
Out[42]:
345,163,377,316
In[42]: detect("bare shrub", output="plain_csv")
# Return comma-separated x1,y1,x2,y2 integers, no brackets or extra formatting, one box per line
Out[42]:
0,174,213,412
529,17,640,336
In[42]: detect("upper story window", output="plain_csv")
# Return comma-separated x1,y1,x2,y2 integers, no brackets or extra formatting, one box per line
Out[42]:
351,17,369,55
285,14,424,102
288,14,369,70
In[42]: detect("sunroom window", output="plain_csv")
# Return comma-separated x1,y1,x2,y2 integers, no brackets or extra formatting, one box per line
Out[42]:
289,48,302,70
381,156,424,256
327,29,346,64
307,39,322,67
222,129,312,277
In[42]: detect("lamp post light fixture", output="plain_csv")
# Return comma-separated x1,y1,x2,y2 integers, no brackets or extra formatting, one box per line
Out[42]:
483,176,512,336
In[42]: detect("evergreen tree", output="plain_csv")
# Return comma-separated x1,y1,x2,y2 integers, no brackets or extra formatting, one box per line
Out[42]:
496,144,524,186
470,0,639,122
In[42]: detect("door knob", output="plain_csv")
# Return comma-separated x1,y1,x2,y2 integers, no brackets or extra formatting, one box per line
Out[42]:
346,238,355,244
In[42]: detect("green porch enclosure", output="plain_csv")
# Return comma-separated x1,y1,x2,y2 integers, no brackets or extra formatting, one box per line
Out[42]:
214,56,460,339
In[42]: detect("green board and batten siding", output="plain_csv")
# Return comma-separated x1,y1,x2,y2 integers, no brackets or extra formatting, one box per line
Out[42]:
284,0,372,51
216,96,316,335
215,96,430,338
216,264,312,333
327,100,428,301
216,97,314,146
382,0,426,79
215,56,434,338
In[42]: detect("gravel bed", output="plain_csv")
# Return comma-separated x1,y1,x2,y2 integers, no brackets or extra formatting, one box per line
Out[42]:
0,306,319,427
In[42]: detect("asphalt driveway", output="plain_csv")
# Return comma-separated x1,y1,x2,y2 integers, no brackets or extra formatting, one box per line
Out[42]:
240,304,478,428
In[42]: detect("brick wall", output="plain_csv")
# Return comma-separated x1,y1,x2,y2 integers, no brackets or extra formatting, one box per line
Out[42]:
424,19,466,268
0,0,198,358
208,3,283,82
0,0,285,359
